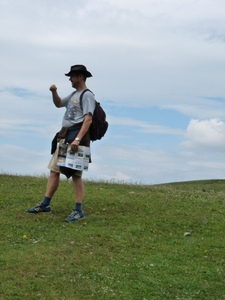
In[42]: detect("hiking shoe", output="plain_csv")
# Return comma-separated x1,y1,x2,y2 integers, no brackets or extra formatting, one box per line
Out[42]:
65,210,84,222
26,203,51,213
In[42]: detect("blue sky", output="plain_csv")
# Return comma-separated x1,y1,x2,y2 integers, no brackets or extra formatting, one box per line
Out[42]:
0,0,224,184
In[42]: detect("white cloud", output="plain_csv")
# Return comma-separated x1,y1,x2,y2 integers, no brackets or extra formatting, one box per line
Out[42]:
182,118,225,152
161,98,225,119
109,116,184,135
0,144,49,176
0,89,61,138
85,144,225,184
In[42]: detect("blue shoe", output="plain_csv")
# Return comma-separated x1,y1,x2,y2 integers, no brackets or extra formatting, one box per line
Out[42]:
26,203,51,213
65,210,84,222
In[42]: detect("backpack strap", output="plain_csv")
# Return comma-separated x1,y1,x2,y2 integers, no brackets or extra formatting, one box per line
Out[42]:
79,89,94,110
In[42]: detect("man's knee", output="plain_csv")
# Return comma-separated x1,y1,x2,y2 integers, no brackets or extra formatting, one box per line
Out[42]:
72,174,82,181
72,170,83,178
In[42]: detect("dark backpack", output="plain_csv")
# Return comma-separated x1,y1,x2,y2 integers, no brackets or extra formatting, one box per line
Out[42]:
80,89,108,141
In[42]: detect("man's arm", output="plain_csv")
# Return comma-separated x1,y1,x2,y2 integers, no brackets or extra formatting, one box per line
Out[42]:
49,84,62,107
70,114,92,152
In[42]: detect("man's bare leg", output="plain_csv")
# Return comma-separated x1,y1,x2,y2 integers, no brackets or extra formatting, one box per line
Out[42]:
45,170,60,198
26,170,60,213
72,174,84,204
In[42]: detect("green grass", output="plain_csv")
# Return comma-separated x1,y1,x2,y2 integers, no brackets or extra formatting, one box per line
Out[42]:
0,174,225,299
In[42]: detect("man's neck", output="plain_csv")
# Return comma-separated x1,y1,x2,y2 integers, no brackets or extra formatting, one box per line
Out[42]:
75,83,87,92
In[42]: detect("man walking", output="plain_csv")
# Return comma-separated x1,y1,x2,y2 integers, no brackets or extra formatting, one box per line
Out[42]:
27,64,96,222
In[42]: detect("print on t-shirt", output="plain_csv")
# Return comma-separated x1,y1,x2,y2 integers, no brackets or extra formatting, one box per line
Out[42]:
64,97,79,121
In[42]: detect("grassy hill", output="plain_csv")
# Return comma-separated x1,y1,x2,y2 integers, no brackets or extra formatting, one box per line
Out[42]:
0,174,225,299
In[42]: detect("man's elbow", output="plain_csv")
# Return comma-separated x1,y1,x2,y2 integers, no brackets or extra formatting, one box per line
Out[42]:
54,101,62,108
87,118,92,127
84,115,93,125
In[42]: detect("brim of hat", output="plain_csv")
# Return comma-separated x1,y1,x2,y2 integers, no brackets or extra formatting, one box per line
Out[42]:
65,71,92,77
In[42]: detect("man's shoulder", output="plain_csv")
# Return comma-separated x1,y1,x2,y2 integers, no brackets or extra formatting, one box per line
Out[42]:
81,89,95,101
82,89,94,97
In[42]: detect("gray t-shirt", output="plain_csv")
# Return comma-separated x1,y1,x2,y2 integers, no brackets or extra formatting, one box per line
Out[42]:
61,90,96,127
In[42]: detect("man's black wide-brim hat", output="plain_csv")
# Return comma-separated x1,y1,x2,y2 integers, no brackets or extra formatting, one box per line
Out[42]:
65,65,92,77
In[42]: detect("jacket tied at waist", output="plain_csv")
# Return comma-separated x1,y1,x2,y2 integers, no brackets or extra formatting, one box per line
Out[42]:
51,123,90,155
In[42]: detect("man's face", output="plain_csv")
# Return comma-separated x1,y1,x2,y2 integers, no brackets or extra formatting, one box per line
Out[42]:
69,74,80,88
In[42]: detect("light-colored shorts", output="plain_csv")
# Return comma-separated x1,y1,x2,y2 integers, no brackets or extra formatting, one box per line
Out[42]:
47,140,82,177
